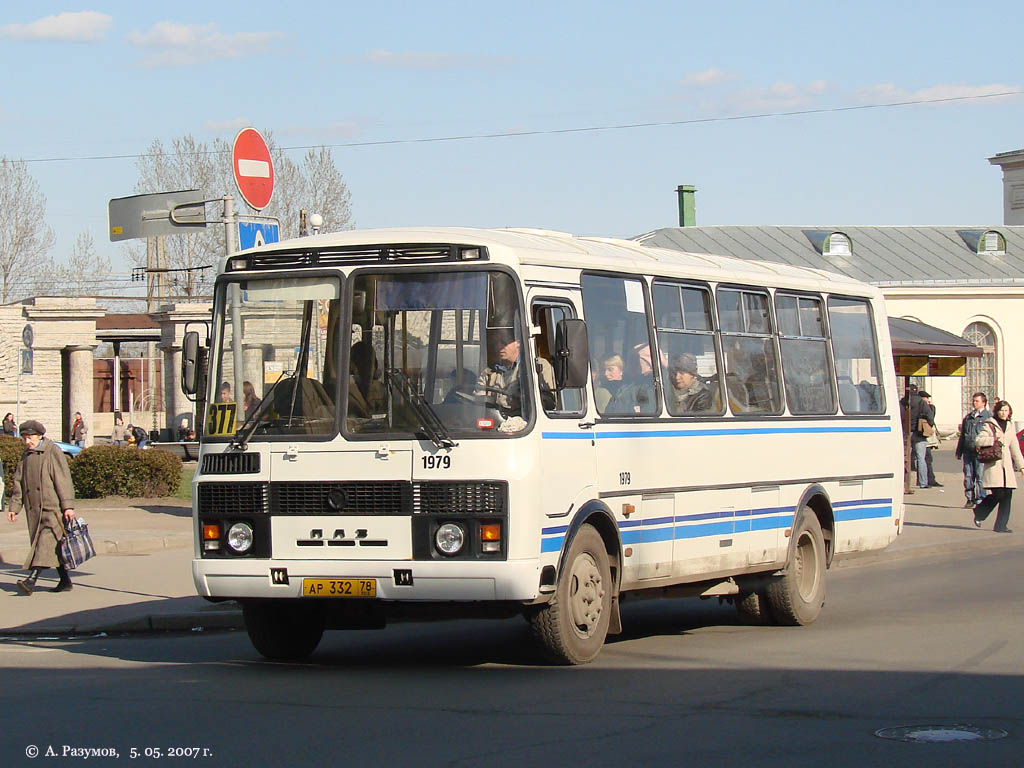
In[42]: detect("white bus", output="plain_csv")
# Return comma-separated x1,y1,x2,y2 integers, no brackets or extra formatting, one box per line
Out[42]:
182,227,903,664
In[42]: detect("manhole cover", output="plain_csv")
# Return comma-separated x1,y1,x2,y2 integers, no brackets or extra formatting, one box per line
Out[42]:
875,725,1008,743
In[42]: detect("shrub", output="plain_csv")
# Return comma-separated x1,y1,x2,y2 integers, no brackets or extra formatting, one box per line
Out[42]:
0,434,24,497
70,445,183,499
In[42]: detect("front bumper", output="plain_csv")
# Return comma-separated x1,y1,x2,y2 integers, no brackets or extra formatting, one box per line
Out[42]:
193,557,541,602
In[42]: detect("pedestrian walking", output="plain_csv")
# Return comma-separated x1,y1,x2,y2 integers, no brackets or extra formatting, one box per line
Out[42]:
71,411,87,448
5,420,77,594
2,412,16,436
955,392,991,508
972,400,1024,533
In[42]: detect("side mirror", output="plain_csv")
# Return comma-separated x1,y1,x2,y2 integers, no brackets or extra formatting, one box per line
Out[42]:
554,318,589,389
181,331,202,395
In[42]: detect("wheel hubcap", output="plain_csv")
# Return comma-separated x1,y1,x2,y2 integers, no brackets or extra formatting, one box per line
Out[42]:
794,532,819,600
568,552,604,637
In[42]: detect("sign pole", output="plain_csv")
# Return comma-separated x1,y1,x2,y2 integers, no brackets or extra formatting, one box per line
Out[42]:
224,195,244,416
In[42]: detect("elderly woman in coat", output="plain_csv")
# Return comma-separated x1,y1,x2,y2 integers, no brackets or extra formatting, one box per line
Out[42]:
5,420,77,594
972,400,1024,533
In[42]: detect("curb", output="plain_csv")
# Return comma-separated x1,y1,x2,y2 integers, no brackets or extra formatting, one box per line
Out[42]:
0,605,244,637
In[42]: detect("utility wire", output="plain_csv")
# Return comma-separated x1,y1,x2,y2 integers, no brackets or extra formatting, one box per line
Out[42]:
17,90,1023,165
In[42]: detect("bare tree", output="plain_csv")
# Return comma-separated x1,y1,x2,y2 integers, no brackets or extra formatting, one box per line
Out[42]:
0,157,55,303
126,133,354,298
301,146,353,234
48,230,114,296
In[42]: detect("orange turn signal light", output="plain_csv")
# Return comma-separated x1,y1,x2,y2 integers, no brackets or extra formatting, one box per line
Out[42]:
202,523,221,541
480,524,501,541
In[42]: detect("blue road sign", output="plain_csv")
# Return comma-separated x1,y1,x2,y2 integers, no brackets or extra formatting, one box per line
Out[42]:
238,220,280,250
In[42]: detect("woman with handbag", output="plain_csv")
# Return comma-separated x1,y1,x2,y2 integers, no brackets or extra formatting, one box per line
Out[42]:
4,420,77,594
972,400,1024,533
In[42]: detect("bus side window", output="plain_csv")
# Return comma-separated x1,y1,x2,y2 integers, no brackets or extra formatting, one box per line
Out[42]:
581,274,659,417
828,296,885,414
776,293,835,415
718,287,783,415
532,302,585,417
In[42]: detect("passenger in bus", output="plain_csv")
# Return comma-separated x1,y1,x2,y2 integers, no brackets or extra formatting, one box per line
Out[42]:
628,343,662,414
348,340,386,418
218,381,232,403
477,330,553,421
242,381,262,420
666,353,713,414
596,354,634,414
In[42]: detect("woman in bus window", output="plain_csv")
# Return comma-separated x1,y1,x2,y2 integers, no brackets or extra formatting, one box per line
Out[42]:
596,354,634,414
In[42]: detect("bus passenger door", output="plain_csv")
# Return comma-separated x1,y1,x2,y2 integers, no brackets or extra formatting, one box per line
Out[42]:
531,296,597,522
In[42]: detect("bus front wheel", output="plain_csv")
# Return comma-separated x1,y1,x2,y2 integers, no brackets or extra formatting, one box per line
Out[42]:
529,524,611,665
243,601,326,660
764,512,827,625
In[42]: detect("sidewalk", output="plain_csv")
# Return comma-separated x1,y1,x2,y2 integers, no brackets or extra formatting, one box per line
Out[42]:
2,446,1021,636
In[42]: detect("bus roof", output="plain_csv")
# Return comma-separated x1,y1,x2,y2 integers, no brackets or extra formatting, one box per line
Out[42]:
236,226,878,296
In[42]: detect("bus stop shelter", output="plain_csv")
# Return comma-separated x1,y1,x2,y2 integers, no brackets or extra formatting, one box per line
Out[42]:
888,317,984,493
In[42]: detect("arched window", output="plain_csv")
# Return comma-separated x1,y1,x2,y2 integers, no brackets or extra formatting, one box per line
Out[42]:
962,322,997,414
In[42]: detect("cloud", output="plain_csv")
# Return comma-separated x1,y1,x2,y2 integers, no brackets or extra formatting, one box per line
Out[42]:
854,82,1022,105
723,80,837,112
203,118,254,135
127,22,278,67
0,11,111,42
680,68,738,88
362,49,518,71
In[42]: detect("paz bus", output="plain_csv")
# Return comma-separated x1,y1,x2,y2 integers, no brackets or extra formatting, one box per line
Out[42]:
182,227,903,664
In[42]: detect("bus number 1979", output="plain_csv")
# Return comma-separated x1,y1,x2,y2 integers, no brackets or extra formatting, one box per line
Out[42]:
423,455,451,470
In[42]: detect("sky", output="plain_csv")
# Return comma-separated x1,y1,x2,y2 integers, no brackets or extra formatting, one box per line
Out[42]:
1,1,1022,290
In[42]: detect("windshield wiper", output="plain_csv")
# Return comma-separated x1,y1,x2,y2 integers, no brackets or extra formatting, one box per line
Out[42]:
385,368,457,450
230,369,297,451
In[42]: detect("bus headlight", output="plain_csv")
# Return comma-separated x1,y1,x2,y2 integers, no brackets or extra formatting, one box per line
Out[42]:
226,522,254,554
434,523,465,556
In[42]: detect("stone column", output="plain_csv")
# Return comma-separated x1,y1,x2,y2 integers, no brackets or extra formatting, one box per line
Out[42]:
154,302,213,440
162,343,185,439
243,345,266,401
67,345,96,447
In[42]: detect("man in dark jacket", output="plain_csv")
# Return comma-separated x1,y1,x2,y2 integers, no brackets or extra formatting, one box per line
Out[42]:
956,392,992,508
5,420,76,594
910,389,935,489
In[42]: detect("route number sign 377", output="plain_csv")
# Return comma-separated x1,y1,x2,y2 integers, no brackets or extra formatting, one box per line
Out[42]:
207,402,237,436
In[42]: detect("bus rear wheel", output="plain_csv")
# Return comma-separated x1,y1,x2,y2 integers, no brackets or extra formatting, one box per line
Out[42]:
529,524,612,665
765,512,826,625
243,601,326,660
735,589,774,624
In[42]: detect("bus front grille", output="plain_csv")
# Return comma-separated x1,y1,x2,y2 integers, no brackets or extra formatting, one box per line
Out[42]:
201,452,261,474
198,482,270,515
271,482,412,515
413,482,507,515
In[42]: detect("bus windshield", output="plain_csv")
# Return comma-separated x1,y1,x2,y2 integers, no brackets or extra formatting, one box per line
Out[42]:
346,269,532,437
211,276,341,439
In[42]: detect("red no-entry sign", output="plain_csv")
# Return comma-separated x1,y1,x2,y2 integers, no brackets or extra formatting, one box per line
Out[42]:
232,128,274,210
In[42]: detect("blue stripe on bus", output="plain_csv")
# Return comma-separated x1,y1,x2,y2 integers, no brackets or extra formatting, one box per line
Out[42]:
541,498,894,553
541,537,565,553
542,426,891,440
835,505,892,521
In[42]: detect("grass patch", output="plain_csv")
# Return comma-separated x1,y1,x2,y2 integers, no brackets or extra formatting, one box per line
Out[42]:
176,465,196,499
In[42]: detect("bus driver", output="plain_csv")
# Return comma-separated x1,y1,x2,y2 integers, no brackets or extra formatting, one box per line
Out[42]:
477,330,554,425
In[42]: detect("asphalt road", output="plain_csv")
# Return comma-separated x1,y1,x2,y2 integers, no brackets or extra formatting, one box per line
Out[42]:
2,541,1021,768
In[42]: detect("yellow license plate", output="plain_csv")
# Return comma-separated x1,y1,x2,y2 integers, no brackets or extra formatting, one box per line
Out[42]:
302,578,376,597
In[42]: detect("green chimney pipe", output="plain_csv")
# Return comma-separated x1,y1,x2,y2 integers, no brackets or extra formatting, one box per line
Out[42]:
676,185,696,227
